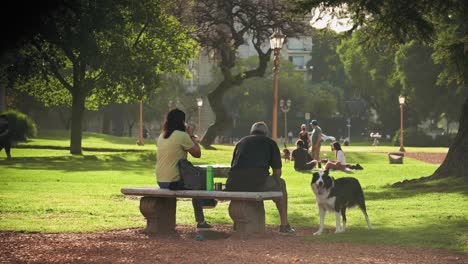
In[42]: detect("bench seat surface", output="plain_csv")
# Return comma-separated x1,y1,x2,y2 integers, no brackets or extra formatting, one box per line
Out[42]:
121,187,282,201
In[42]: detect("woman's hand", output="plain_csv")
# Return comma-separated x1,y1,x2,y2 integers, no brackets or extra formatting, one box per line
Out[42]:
191,135,200,143
186,123,195,136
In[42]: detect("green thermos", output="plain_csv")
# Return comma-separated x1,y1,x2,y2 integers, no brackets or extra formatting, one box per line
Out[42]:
206,166,214,191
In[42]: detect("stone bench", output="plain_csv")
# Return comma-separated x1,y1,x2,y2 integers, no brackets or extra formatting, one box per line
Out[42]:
121,187,283,234
388,152,404,164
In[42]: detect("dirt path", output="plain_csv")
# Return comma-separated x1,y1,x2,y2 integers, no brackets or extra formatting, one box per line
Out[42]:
404,152,447,164
1,227,466,264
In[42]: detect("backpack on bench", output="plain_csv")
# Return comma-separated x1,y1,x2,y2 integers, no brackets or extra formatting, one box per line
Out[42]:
177,159,218,209
177,159,206,190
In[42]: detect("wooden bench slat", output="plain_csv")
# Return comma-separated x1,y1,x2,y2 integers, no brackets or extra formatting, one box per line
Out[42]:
121,187,282,201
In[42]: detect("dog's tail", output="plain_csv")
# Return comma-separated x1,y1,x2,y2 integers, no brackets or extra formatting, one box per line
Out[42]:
283,142,287,149
356,181,373,230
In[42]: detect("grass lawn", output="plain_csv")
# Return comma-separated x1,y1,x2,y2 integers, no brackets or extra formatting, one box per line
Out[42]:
0,131,466,253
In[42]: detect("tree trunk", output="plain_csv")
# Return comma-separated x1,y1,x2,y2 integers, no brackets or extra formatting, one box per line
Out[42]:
0,85,5,112
102,106,111,134
128,122,134,137
200,82,233,149
430,98,468,179
70,89,86,155
112,104,124,136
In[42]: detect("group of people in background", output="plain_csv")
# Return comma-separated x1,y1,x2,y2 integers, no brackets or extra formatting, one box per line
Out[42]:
292,119,350,172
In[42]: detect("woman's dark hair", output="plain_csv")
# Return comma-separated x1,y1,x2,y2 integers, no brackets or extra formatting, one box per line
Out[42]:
296,139,304,148
162,108,186,139
331,141,342,151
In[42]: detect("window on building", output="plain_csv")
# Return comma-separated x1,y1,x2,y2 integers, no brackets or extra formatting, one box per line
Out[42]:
288,56,305,69
287,39,305,50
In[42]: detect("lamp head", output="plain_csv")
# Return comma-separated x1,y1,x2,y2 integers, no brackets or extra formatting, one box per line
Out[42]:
196,97,203,107
399,95,405,105
269,30,286,50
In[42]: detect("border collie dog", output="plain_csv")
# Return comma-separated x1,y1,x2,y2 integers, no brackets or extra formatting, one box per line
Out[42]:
311,170,372,235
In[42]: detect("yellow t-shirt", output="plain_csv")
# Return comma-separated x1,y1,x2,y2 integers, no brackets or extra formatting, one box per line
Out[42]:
155,130,194,182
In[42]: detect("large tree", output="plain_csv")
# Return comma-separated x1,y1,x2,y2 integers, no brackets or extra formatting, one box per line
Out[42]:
192,0,305,148
13,0,197,154
295,0,468,179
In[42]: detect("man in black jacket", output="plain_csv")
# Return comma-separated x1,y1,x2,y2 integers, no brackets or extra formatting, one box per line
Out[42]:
225,121,295,234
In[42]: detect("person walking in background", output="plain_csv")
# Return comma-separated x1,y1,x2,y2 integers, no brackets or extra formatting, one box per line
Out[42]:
291,139,317,171
155,108,211,230
288,130,293,144
310,119,322,168
225,121,295,234
298,124,310,150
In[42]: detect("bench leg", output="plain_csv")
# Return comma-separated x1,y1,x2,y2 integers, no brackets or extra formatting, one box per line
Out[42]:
229,200,265,233
139,197,176,234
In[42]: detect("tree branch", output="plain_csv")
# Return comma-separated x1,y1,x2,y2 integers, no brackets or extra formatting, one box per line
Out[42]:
132,21,148,49
45,57,74,92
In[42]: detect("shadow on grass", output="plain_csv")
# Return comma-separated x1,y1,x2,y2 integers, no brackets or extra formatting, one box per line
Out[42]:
365,177,468,201
303,218,467,253
0,152,155,172
37,130,155,146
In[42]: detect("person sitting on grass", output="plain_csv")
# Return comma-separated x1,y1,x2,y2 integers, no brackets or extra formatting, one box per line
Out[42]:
290,139,317,171
324,141,348,171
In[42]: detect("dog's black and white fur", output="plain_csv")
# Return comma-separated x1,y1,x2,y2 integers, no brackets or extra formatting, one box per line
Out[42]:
311,170,372,235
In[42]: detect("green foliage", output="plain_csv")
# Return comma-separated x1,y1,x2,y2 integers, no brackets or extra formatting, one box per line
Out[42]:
1,110,37,141
393,40,464,126
392,127,454,147
337,31,401,132
225,56,309,133
11,0,198,153
308,29,345,87
307,81,341,118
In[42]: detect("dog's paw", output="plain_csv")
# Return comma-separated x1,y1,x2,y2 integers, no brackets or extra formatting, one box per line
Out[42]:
313,230,323,236
334,229,344,234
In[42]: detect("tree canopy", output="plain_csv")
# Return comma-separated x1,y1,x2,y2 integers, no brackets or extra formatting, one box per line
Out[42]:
192,0,306,147
294,0,468,179
13,0,197,154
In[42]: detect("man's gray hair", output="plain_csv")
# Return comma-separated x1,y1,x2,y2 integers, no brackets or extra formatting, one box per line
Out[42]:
250,121,269,136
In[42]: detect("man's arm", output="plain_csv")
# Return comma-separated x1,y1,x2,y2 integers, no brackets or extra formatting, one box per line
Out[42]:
272,168,282,178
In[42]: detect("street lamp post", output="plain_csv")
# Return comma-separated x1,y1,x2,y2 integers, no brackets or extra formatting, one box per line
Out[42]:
399,95,406,152
270,30,286,141
196,97,203,136
280,99,292,143
137,84,145,146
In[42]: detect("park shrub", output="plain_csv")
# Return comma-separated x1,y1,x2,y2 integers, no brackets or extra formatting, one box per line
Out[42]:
392,127,453,147
1,110,37,141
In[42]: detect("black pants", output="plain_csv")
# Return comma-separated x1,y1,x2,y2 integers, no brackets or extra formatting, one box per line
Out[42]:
158,180,205,223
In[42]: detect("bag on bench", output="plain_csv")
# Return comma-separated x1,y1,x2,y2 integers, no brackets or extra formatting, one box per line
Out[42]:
177,159,206,190
177,159,218,209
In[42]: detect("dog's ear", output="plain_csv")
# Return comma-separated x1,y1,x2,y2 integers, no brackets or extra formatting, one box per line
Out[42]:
323,170,329,176
311,172,319,183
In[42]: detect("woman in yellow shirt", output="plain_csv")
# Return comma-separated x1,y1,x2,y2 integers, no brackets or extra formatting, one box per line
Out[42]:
155,108,211,229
